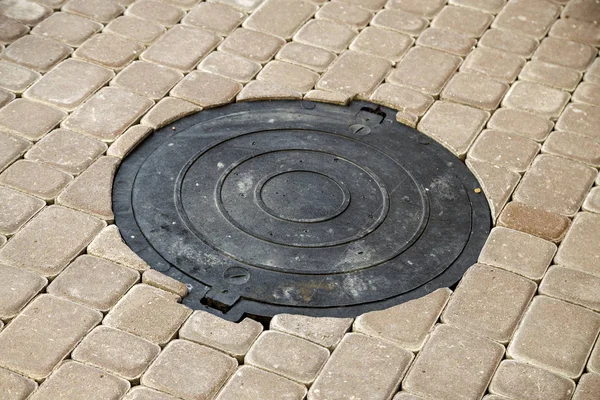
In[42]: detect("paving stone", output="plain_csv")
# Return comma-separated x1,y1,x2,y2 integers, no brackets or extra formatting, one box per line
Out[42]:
349,26,412,63
556,103,600,141
142,269,188,297
0,263,46,320
562,0,600,24
104,16,165,45
216,365,306,400
276,42,335,73
556,212,600,276
518,60,582,92
540,265,600,312
508,296,600,378
395,110,418,128
0,294,102,380
104,284,191,344
304,89,351,105
449,0,506,13
35,0,69,8
0,98,66,141
503,81,570,119
74,33,144,70
293,19,355,54
88,225,149,271
269,314,351,350
0,60,40,93
256,61,318,93
550,19,600,47
182,3,243,36
0,236,6,249
387,47,461,96
123,386,181,400
431,5,492,37
142,339,237,400
488,108,553,142
573,373,600,400
534,37,596,72
465,159,520,220
179,310,262,360
0,160,72,201
72,325,159,381
584,59,600,84
140,97,201,129
112,61,182,100
370,83,433,116
62,0,124,23
107,125,151,158
170,70,241,107
219,28,284,64
385,0,445,18
416,27,476,57
403,324,504,400
441,72,508,111
467,129,540,172
30,12,102,47
0,367,37,400
370,8,428,36
308,332,412,400
482,396,510,400
479,226,556,280
0,132,30,173
0,0,52,26
29,361,129,400
591,340,600,374
0,186,45,236
48,254,138,311
542,131,600,167
198,52,260,84
63,87,154,142
417,101,489,159
316,2,371,30
515,154,596,216
210,0,265,13
0,15,29,45
478,28,538,58
393,394,430,400
498,201,570,243
573,82,600,107
24,59,113,111
142,25,220,72
353,288,450,351
442,264,536,343
245,0,316,39
125,0,183,26
237,80,302,101
490,360,575,400
492,0,559,39
583,187,600,213
332,0,385,11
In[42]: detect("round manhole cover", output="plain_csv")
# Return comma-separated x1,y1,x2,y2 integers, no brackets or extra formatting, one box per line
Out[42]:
114,101,491,321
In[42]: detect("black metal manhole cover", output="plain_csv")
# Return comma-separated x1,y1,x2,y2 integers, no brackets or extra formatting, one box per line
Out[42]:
114,101,491,321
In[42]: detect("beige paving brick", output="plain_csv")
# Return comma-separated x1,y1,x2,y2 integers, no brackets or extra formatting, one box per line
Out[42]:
304,89,351,105
371,8,427,36
573,82,600,107
387,47,461,96
104,284,191,344
0,60,40,93
142,25,220,72
0,294,101,380
219,28,284,64
465,159,520,220
492,0,559,39
333,0,385,11
403,324,504,400
198,51,260,83
540,265,600,312
534,37,596,72
441,72,508,111
276,43,335,73
269,315,351,351
74,33,144,70
442,264,536,343
183,3,243,36
0,367,37,400
583,187,600,213
449,0,506,13
24,59,113,111
48,254,138,311
36,0,69,8
142,269,188,297
573,373,600,400
467,129,540,172
556,212,600,276
395,110,418,127
490,360,575,400
293,19,356,54
584,58,600,84
488,108,553,142
591,340,600,374
87,225,149,271
256,61,318,93
62,0,124,23
126,0,183,26
216,365,306,400
317,50,390,97
238,80,303,101
353,288,450,351
503,81,570,119
0,235,5,249
0,263,46,320
0,205,104,277
107,125,151,158
0,98,66,141
482,396,510,400
63,87,154,142
519,60,582,92
498,201,570,243
0,87,12,108
515,154,596,216
104,15,165,45
112,61,182,100
432,5,492,37
349,26,412,63
550,19,600,47
562,0,600,23
0,1,52,26
308,332,412,399
0,186,45,236
72,325,159,381
416,27,476,57
478,28,539,58
140,97,201,129
386,0,445,18
508,296,600,378
479,226,556,280
0,15,29,45
30,361,129,400
30,12,102,47
0,160,72,201
542,131,600,167
123,386,181,400
556,103,600,141
370,83,433,115
317,2,372,29
142,339,237,400
0,132,30,173
245,0,316,39
170,70,241,107
210,0,265,13
393,394,429,400
418,101,489,159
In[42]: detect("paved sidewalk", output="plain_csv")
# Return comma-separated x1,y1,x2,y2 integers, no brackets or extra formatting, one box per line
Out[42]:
0,0,600,399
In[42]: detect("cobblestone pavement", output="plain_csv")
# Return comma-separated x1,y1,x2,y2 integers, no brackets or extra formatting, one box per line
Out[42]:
0,0,600,399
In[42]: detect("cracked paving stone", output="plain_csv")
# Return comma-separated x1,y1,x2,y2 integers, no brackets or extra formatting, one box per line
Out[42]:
555,212,600,277
87,225,149,272
0,263,46,321
215,365,307,400
540,265,600,312
0,98,66,141
244,0,317,39
0,185,45,236
183,2,244,36
0,160,73,202
497,201,571,243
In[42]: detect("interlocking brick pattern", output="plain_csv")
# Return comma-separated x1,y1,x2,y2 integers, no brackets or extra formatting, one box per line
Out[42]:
0,0,599,398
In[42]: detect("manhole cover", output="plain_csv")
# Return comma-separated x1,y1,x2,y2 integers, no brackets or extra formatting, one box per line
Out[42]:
114,101,491,321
